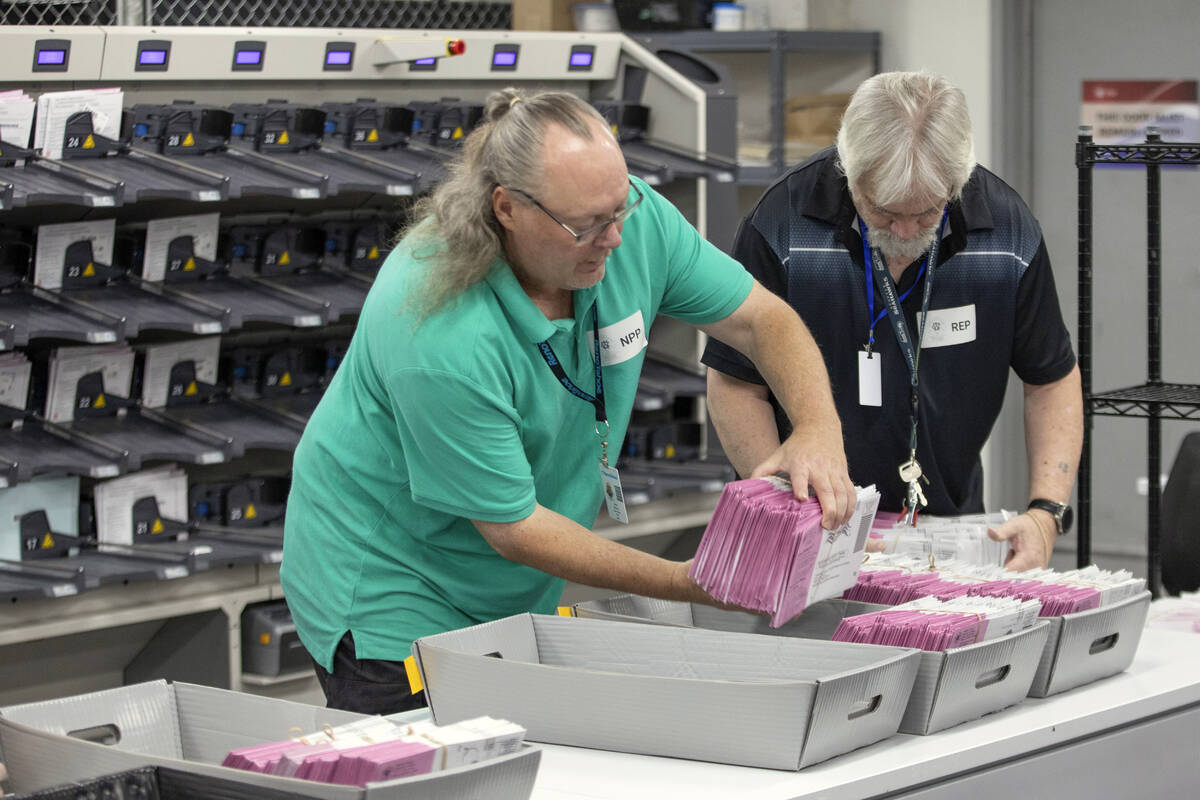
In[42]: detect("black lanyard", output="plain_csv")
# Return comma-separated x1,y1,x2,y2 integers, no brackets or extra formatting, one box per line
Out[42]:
536,303,606,425
858,210,949,454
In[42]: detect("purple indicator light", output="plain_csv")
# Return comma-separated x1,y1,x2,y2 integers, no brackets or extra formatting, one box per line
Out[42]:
569,52,593,67
325,50,352,66
139,50,167,65
235,50,262,65
492,51,517,67
37,50,66,66
414,57,436,66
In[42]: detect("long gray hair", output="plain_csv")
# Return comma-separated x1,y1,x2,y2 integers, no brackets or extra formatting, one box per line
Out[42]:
836,71,975,209
403,88,611,319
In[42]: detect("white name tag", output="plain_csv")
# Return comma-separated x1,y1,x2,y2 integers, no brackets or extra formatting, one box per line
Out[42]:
588,310,647,366
858,349,882,406
917,304,976,348
599,462,629,523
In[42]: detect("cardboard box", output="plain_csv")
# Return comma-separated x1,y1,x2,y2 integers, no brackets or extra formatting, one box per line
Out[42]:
574,595,1051,736
0,681,540,798
511,0,575,31
1027,590,1151,698
412,613,921,770
785,92,851,141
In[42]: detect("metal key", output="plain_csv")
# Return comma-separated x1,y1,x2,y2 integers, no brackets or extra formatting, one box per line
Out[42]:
909,480,928,509
898,458,923,484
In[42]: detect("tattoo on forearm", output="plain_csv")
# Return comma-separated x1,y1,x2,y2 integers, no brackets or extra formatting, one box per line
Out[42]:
1057,462,1070,474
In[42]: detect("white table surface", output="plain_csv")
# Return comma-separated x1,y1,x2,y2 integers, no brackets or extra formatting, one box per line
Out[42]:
527,628,1200,799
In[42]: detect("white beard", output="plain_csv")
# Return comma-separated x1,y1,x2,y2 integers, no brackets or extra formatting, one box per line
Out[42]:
868,224,938,266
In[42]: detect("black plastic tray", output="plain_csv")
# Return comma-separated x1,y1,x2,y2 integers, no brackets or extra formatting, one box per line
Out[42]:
1,160,123,207
0,419,125,484
68,410,230,470
61,281,227,336
164,275,328,329
159,399,304,457
0,287,123,346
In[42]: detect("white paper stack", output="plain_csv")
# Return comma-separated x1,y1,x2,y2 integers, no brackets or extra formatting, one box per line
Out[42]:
847,554,1147,616
92,465,189,546
0,351,31,411
869,509,1015,566
142,213,221,281
34,218,116,290
0,89,36,149
222,715,527,786
44,344,135,423
140,336,221,407
34,87,123,159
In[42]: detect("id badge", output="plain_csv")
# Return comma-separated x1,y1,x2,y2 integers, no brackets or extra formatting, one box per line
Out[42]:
599,462,628,524
858,349,882,406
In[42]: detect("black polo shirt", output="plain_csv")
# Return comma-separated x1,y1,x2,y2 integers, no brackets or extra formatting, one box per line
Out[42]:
703,147,1076,514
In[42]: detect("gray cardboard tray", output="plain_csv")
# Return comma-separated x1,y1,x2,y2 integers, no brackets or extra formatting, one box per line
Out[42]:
573,596,1050,736
0,680,540,799
1027,590,1151,698
412,612,921,770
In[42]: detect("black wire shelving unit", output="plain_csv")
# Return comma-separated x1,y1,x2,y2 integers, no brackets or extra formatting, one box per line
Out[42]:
1076,127,1200,597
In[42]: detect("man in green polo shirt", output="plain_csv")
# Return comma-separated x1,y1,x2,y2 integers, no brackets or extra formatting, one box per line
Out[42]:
282,88,853,714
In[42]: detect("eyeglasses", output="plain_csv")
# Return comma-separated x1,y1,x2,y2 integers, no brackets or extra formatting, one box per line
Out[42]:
507,182,644,246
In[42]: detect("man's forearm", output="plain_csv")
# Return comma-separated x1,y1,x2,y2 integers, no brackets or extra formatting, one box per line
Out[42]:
1024,365,1084,504
701,284,841,440
706,370,781,478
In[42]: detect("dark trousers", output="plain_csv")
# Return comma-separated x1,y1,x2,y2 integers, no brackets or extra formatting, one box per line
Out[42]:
310,631,427,715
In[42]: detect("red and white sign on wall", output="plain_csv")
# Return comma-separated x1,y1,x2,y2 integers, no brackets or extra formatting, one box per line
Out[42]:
1081,80,1198,144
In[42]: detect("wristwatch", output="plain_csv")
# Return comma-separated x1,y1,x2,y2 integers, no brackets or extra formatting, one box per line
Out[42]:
1027,499,1074,536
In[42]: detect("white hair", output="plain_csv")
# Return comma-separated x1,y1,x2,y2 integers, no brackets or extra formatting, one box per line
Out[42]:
836,71,976,209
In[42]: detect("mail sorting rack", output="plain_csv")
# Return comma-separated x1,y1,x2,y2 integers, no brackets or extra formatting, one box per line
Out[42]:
0,26,745,703
0,240,124,347
1075,129,1200,597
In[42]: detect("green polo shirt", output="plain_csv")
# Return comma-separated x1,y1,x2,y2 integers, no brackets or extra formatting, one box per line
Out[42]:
281,177,753,670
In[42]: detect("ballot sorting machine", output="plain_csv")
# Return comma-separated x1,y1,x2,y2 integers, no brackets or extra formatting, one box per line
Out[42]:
0,25,742,698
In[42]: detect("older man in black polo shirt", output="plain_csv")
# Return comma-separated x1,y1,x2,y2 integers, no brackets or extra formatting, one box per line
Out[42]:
703,71,1083,571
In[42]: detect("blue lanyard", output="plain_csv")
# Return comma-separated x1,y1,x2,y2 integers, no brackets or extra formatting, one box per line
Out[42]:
858,209,949,453
536,303,606,425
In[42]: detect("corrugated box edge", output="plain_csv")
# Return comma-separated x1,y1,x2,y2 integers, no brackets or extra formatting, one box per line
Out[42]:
902,621,1050,735
1027,590,1152,697
0,681,540,799
415,613,920,771
576,595,1049,737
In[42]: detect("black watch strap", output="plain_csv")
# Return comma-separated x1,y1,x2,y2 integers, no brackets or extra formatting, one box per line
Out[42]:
1027,498,1073,535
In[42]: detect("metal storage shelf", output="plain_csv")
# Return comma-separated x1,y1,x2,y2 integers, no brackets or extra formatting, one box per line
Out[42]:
0,285,123,345
0,418,125,484
0,158,123,208
276,146,420,196
66,409,231,470
163,275,328,330
158,398,305,458
1076,130,1200,597
1088,383,1200,420
59,280,229,337
257,270,370,323
630,30,881,182
62,149,229,203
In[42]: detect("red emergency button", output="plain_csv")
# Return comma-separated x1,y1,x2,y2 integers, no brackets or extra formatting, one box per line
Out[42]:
446,39,466,56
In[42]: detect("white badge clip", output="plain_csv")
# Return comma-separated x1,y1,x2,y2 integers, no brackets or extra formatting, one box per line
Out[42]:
858,348,882,406
599,462,628,524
